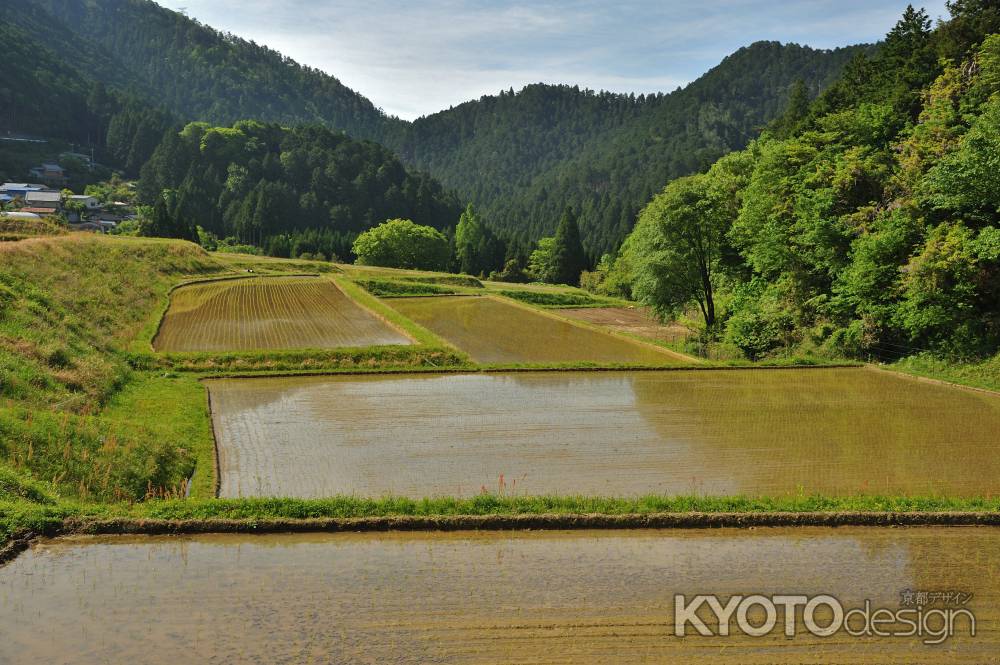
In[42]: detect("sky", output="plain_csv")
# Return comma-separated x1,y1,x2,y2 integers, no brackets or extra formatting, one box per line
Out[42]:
156,0,952,120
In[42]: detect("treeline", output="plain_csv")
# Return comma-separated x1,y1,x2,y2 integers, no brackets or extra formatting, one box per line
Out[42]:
137,121,462,260
0,19,173,176
599,3,1000,361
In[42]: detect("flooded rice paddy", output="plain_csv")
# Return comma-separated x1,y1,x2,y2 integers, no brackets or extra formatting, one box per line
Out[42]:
1,527,996,664
208,368,1000,498
153,276,412,351
387,295,681,364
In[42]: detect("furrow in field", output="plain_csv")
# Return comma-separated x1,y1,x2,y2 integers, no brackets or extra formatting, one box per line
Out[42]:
154,277,412,351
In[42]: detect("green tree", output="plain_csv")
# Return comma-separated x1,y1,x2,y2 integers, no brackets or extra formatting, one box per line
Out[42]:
352,218,451,270
454,203,485,275
769,79,811,138
631,174,732,327
550,206,588,285
527,236,557,283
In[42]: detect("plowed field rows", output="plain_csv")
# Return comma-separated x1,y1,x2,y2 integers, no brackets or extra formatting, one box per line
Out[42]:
153,277,412,351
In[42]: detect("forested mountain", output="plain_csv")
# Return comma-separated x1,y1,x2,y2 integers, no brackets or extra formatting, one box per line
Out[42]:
400,42,865,256
606,2,1000,361
138,121,462,261
5,0,398,142
0,17,173,178
6,0,864,260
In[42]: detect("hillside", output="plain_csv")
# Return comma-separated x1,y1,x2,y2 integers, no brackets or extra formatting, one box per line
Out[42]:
405,41,865,255
4,0,397,142
0,18,173,180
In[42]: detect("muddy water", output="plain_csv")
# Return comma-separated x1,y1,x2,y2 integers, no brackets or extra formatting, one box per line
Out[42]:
0,527,996,664
208,368,1000,498
387,295,681,364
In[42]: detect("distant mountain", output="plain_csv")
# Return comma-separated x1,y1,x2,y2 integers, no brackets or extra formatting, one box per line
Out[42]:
394,42,869,255
5,0,867,258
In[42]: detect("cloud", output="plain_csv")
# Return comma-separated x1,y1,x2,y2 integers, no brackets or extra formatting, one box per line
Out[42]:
157,0,952,120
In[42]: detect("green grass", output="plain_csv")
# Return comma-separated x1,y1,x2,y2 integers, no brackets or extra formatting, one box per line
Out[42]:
335,277,461,349
398,275,483,288
355,278,458,297
5,493,1000,547
210,252,340,274
0,216,68,241
497,289,621,308
0,466,58,504
133,346,469,373
891,353,1000,393
0,374,213,502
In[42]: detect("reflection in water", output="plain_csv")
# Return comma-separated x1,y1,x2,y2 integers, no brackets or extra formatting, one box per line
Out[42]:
207,369,1000,498
387,296,680,364
0,527,996,664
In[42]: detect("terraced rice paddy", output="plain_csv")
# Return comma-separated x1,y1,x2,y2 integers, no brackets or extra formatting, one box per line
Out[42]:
387,295,681,364
207,368,1000,498
557,306,693,343
153,276,412,351
1,527,996,664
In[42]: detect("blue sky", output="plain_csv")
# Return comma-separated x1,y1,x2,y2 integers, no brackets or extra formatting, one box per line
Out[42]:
157,0,951,120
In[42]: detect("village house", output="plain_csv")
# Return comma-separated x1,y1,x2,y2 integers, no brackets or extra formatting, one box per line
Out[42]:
67,194,100,210
24,190,63,210
28,163,67,185
20,207,57,216
0,182,45,198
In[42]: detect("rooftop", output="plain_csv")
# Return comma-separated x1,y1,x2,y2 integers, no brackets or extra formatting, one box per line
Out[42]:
25,191,62,203
0,183,43,191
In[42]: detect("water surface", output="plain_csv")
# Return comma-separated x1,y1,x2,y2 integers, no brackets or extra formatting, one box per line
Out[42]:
0,527,996,664
208,368,1000,498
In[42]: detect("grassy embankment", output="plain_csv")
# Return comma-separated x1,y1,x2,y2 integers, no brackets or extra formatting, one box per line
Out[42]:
0,235,465,546
889,353,1000,394
2,233,999,551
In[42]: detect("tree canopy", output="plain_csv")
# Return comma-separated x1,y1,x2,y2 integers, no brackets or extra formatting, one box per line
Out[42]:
352,218,451,271
606,5,1000,361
